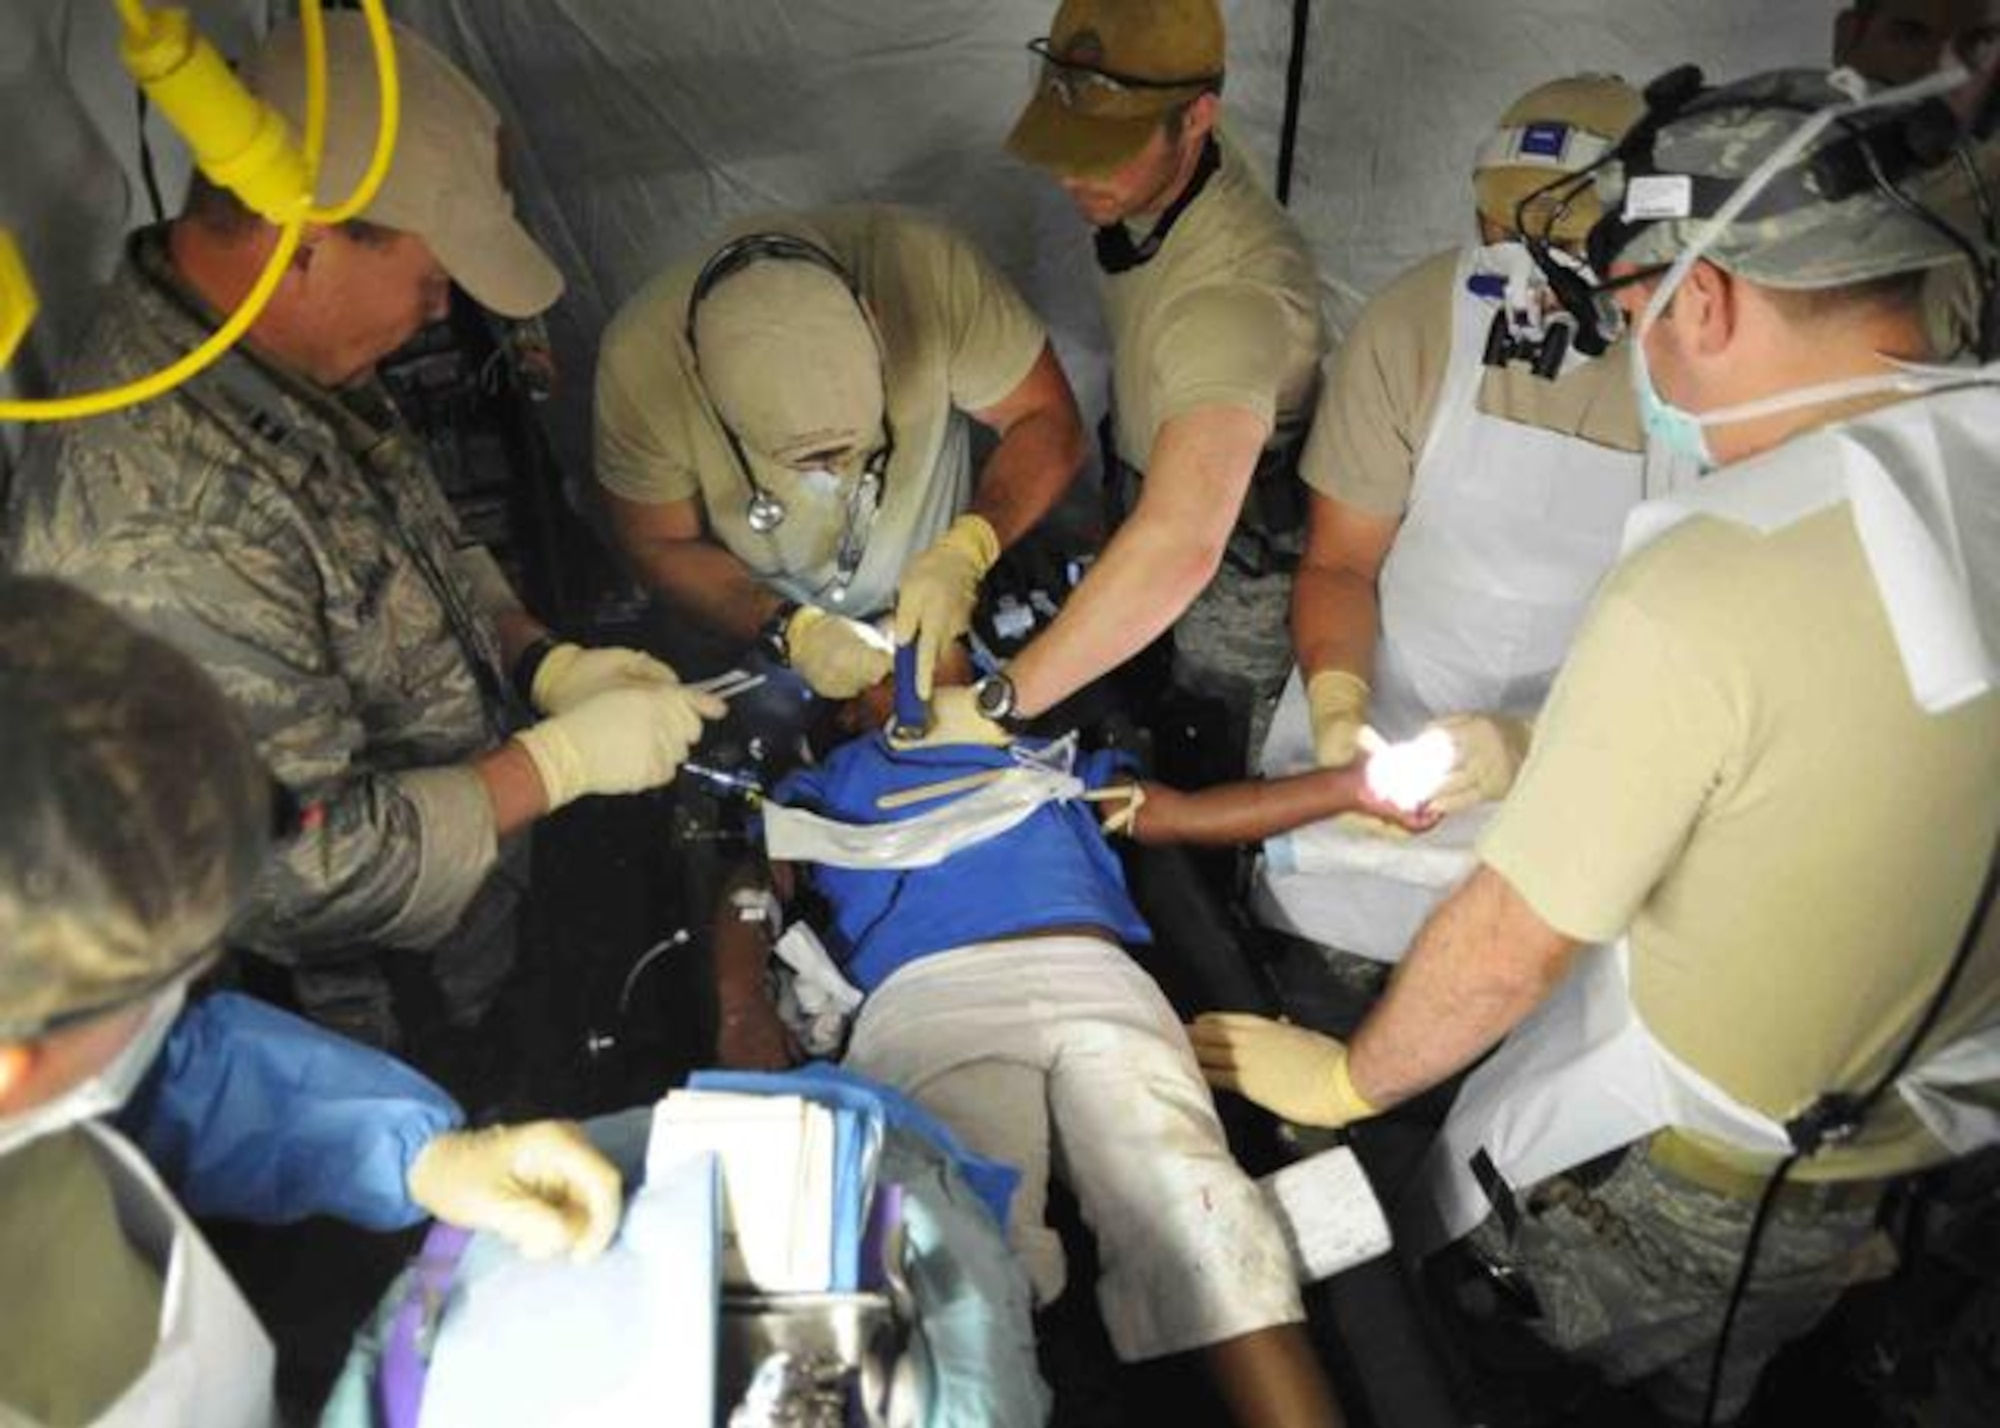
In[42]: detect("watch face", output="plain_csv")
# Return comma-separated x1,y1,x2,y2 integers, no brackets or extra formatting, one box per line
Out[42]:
975,674,1013,721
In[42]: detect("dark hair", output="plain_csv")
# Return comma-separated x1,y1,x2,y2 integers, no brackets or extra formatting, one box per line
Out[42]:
0,578,271,1033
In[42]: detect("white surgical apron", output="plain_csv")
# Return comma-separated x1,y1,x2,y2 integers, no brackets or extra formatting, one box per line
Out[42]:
80,1122,277,1428
1420,376,2000,1251
1257,246,1647,962
1418,937,2000,1252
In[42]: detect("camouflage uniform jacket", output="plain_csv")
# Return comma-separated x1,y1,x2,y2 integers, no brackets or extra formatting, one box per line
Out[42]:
8,229,518,964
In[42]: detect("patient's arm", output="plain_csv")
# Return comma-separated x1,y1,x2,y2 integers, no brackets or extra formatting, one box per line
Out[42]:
1123,762,1439,846
710,860,801,1072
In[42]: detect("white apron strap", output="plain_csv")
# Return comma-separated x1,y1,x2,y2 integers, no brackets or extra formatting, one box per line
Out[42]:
1896,1022,2000,1156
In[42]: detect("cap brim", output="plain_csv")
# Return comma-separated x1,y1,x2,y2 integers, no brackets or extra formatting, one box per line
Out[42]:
1005,88,1166,180
430,206,564,319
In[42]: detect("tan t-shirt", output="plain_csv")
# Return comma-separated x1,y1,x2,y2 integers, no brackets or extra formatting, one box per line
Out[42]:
1102,136,1325,470
1480,503,2000,1182
0,1129,164,1424
1301,249,1642,516
595,206,1047,611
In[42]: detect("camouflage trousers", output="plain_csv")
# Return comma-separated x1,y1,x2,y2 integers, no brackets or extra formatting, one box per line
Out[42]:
1171,562,1296,771
1465,1149,1895,1423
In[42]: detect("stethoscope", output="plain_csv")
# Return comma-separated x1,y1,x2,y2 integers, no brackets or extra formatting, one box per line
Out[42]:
746,483,787,534
684,230,895,599
716,410,897,604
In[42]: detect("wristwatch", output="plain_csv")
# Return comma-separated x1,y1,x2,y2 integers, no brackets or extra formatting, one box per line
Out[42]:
758,600,801,667
512,633,563,707
971,670,1026,730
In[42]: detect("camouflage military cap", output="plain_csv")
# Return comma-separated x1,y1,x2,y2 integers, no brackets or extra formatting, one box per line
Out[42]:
1597,68,1992,289
0,578,270,1040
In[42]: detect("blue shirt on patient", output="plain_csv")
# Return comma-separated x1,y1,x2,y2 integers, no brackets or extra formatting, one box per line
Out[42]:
770,734,1152,993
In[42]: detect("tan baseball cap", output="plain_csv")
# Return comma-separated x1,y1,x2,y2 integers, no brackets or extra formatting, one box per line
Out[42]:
245,14,563,318
1006,0,1225,179
1474,75,1645,245
691,251,885,469
0,579,270,1041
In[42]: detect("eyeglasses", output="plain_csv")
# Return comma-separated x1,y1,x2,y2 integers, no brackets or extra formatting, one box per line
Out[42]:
1026,38,1219,108
1580,262,1675,343
1509,157,1679,351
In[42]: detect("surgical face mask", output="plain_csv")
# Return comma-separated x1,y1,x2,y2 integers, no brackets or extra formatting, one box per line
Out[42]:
0,982,186,1158
1631,63,1974,458
1630,332,1715,471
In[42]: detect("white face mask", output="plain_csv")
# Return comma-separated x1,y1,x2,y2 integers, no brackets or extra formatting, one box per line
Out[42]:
0,982,187,1158
1631,63,1973,459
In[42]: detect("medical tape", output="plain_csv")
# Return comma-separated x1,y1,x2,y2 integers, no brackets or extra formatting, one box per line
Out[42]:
1086,782,1146,837
763,765,1083,869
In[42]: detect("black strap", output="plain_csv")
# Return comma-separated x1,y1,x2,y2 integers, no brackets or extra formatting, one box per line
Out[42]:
1470,1148,1523,1240
512,633,562,708
1094,138,1223,274
1275,0,1311,206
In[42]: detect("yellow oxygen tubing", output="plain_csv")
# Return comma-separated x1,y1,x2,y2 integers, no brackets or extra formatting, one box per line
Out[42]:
0,0,400,423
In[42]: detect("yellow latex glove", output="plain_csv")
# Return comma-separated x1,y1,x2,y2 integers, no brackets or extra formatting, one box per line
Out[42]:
1306,669,1373,769
893,514,999,698
514,682,725,811
886,685,1012,750
1429,712,1534,815
1186,1014,1379,1129
407,1122,624,1263
788,606,894,699
529,642,682,715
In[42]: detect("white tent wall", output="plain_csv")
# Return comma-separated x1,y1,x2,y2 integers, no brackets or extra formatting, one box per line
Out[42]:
380,0,1841,498
1289,0,1839,329
3,1,1838,501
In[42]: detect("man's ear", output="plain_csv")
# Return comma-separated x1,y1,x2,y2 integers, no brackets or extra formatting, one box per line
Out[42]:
0,1042,40,1111
1183,91,1221,143
1677,259,1739,357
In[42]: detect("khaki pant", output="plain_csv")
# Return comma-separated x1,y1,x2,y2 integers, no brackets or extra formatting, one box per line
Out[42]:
843,935,1304,1362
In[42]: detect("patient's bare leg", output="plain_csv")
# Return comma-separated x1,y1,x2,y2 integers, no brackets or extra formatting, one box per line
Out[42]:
1204,1323,1345,1428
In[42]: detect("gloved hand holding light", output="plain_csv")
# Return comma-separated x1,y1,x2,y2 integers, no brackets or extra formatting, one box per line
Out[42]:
1358,726,1458,813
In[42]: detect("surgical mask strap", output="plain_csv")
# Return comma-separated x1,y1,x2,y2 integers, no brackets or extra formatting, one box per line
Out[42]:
1689,360,2000,429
